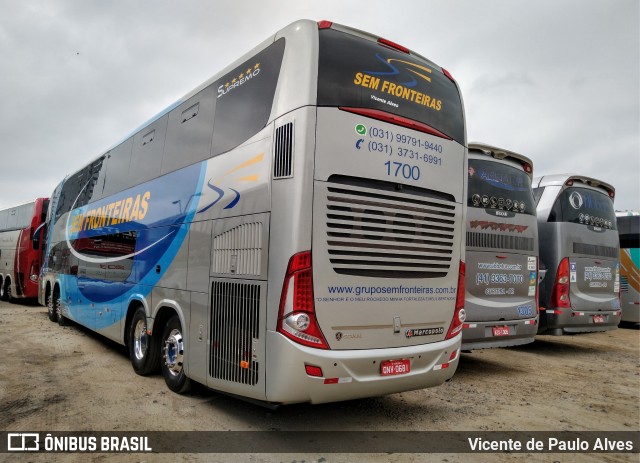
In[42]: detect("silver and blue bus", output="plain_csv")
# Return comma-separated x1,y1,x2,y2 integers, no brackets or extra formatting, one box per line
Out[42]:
462,143,538,349
533,174,621,334
39,20,468,405
617,212,640,325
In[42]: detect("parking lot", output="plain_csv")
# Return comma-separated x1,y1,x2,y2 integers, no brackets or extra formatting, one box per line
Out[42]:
0,300,638,462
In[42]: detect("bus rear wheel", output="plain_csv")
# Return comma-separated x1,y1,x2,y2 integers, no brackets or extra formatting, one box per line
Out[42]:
47,290,58,322
161,315,191,394
129,307,160,375
54,288,68,326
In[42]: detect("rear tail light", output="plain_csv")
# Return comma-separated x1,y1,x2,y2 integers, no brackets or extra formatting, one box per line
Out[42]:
523,162,533,174
317,20,333,29
277,251,329,349
30,260,39,282
446,261,466,339
551,257,571,309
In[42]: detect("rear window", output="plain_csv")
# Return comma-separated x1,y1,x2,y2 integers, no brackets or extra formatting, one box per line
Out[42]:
317,29,464,144
549,187,616,230
467,159,535,215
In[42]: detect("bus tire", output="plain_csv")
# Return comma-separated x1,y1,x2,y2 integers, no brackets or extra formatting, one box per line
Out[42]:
161,315,191,394
0,279,9,302
54,289,68,326
47,290,58,322
129,307,160,376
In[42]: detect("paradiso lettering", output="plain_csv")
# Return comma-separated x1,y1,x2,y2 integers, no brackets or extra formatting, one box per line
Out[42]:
68,192,150,234
217,63,261,98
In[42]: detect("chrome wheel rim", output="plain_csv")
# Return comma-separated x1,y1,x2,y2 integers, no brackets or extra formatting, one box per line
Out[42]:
163,329,184,377
133,319,148,360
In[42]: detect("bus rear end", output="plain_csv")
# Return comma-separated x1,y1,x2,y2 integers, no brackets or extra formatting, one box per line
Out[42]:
535,175,621,334
267,22,466,404
462,144,538,349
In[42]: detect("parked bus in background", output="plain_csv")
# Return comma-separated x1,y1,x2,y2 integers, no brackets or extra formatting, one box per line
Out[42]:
0,198,49,301
533,175,620,334
39,20,467,404
616,211,640,325
462,143,538,349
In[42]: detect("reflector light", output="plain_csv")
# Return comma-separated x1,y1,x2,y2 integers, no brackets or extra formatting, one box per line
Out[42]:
317,20,333,29
339,107,453,140
305,365,323,377
378,37,410,54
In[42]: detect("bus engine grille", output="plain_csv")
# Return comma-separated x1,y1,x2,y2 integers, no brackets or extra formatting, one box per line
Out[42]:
324,175,457,278
466,232,535,252
210,281,260,386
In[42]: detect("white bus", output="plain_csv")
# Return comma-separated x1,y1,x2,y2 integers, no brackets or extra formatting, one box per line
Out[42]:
39,20,468,405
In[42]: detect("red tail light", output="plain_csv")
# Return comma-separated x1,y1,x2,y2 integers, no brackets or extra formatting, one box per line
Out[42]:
317,20,333,29
446,261,466,339
378,37,410,54
277,251,329,349
551,257,571,309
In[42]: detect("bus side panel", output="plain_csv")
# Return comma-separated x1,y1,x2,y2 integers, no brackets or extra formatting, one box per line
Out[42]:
620,248,640,323
0,230,19,292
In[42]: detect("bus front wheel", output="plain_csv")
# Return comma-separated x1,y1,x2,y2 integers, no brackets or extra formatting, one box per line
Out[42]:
161,315,191,394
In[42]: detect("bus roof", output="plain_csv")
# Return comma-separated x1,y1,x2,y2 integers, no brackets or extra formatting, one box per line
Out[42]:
468,142,533,176
533,174,615,197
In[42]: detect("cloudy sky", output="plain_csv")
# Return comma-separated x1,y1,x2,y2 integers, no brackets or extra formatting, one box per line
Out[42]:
0,0,638,212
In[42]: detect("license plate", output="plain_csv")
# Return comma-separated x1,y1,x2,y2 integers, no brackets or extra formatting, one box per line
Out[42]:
593,315,605,323
380,359,410,376
492,326,510,337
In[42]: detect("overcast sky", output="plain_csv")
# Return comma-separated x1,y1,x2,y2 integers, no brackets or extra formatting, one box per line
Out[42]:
0,0,638,212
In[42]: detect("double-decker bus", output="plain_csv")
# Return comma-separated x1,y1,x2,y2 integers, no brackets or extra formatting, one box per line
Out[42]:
0,198,49,301
462,143,538,349
616,212,640,324
39,20,467,404
533,174,621,334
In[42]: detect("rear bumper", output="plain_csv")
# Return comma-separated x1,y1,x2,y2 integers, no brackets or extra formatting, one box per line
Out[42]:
265,331,461,404
461,317,537,350
538,308,621,334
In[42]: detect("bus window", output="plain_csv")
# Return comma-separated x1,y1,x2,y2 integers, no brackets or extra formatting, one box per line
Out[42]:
211,38,285,156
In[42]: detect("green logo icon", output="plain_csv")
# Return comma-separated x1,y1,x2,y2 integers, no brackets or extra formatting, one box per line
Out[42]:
355,124,367,136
